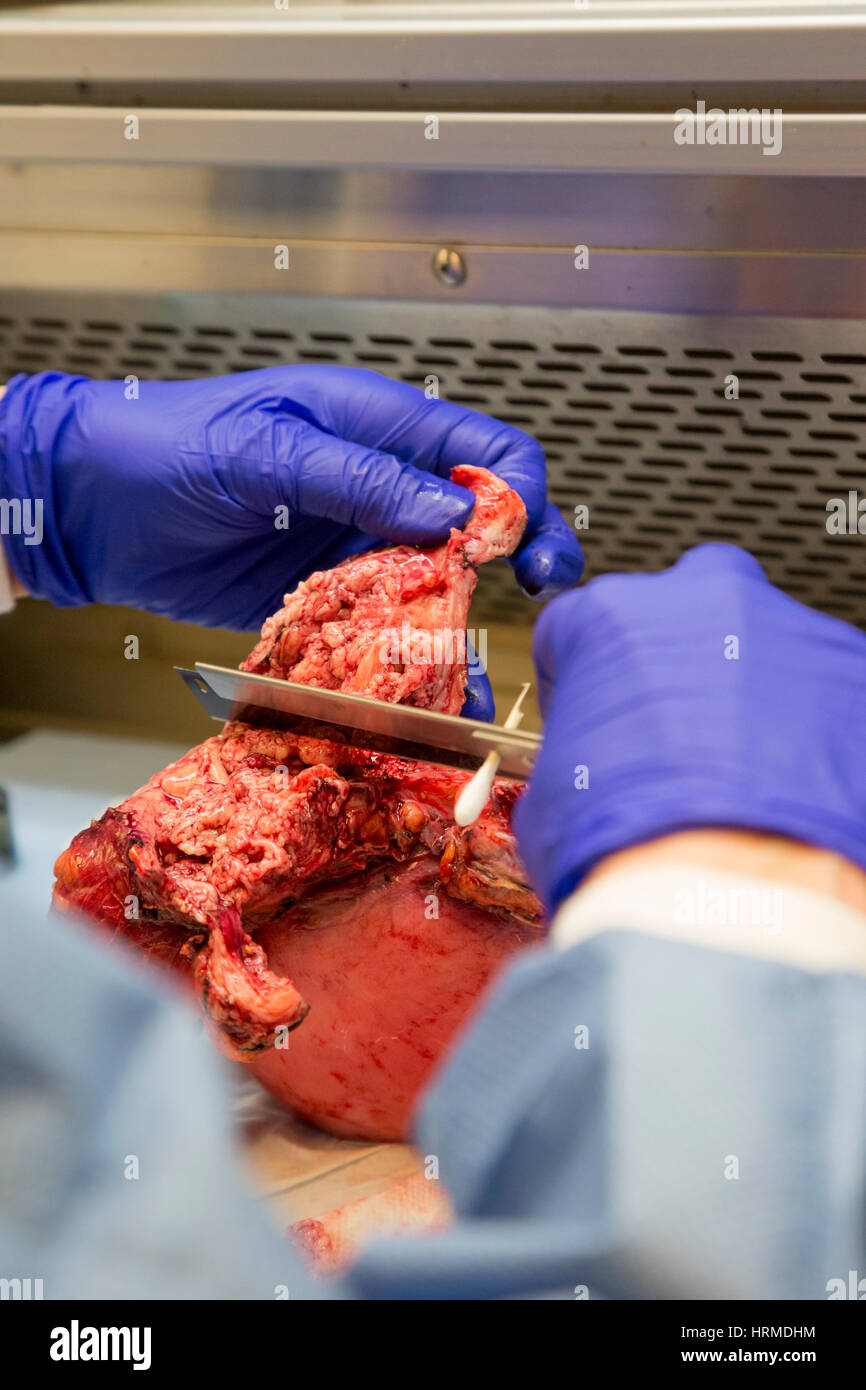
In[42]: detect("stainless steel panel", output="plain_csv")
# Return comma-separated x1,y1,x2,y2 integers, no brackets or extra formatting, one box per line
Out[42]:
2,164,864,253
2,107,864,176
1,236,864,317
2,3,866,86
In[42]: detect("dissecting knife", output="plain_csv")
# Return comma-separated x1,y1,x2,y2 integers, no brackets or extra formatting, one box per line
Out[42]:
176,663,540,780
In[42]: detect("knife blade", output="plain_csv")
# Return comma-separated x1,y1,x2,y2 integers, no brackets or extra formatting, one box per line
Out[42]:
176,663,540,780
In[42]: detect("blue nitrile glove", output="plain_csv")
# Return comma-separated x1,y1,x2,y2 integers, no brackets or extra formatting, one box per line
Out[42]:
0,366,583,719
514,543,866,914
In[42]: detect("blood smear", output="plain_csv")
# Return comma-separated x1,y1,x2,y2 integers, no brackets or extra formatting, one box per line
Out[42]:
289,1172,453,1276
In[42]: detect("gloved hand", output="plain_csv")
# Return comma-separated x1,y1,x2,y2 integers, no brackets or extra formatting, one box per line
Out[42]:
0,366,584,719
514,544,866,914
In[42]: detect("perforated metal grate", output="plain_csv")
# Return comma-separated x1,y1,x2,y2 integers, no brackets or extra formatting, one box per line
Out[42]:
0,291,863,628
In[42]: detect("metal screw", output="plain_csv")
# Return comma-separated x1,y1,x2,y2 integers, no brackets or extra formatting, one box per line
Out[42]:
432,247,467,288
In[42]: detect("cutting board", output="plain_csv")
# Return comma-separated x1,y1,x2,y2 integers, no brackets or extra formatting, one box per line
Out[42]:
234,1072,451,1273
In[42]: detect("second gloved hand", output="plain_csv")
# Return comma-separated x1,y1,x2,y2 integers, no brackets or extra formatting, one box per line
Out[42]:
514,544,866,914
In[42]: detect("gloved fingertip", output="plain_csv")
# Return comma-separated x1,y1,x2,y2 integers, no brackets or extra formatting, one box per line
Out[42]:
418,475,476,531
673,543,768,583
461,670,496,722
383,473,475,544
513,535,585,600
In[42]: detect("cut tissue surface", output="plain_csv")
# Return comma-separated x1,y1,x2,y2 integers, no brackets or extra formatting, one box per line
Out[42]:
53,465,542,1139
242,464,527,710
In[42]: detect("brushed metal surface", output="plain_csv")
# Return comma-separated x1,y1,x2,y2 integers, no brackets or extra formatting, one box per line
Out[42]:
2,164,864,252
180,663,539,777
2,236,865,317
2,107,864,176
2,2,866,86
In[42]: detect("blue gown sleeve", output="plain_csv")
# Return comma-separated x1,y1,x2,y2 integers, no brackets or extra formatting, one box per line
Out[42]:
0,888,337,1301
4,885,864,1300
347,930,866,1300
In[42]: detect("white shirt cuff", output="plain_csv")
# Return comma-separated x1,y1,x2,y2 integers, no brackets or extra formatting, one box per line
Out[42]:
551,861,866,978
0,546,16,615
